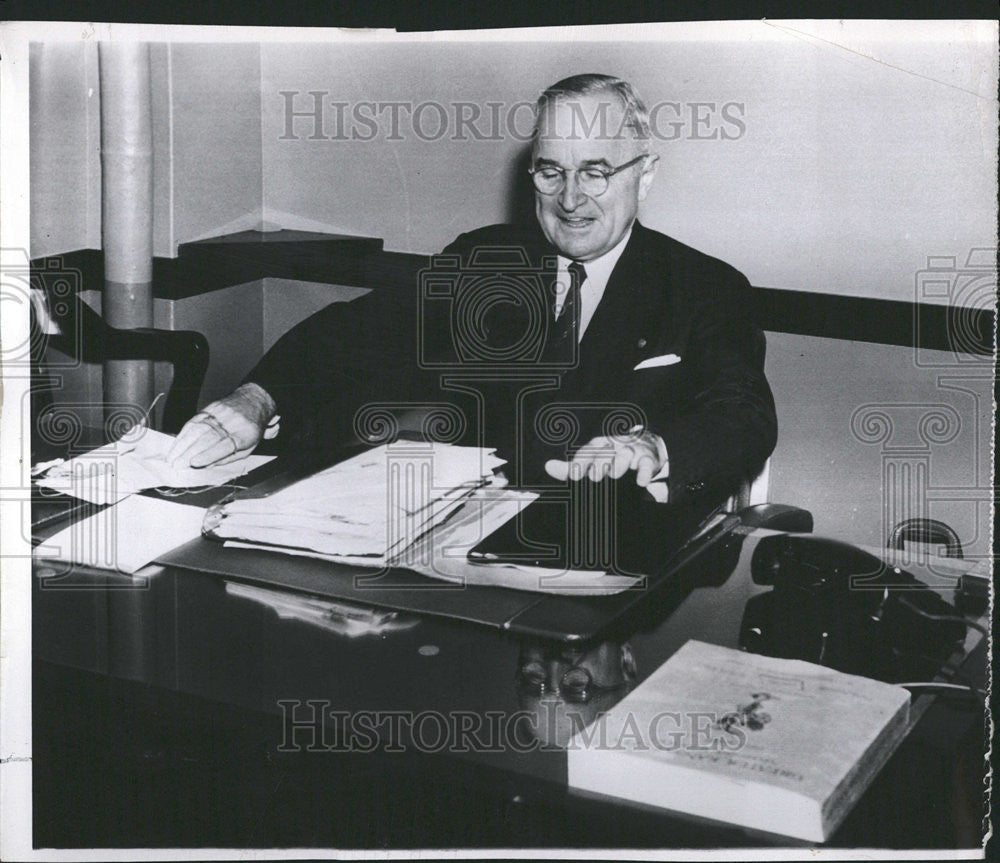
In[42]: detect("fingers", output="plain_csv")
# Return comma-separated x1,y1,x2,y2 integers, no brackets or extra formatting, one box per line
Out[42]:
548,438,615,483
547,435,663,488
544,459,570,481
634,452,656,487
166,417,218,466
610,446,632,479
202,444,254,467
188,435,242,469
543,457,595,481
585,449,615,481
168,410,240,469
168,391,269,469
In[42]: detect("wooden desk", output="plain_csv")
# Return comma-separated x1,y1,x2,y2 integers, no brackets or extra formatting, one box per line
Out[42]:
32,520,987,850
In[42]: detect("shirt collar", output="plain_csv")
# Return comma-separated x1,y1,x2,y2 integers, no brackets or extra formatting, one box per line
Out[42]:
558,223,634,291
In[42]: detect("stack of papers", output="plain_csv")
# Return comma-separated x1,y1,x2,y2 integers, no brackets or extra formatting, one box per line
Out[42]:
219,482,642,596
204,442,507,565
34,426,274,505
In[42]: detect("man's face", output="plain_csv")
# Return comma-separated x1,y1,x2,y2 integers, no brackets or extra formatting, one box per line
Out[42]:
533,93,657,262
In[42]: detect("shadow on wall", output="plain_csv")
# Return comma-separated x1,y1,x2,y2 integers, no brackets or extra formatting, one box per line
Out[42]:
505,146,537,227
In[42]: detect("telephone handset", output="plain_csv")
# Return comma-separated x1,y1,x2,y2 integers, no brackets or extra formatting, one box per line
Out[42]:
741,533,967,679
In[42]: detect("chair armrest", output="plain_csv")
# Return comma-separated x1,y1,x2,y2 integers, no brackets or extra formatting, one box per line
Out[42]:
737,503,813,533
46,295,210,433
108,327,210,433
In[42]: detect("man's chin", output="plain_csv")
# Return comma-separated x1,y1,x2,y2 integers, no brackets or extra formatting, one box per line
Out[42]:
550,228,607,261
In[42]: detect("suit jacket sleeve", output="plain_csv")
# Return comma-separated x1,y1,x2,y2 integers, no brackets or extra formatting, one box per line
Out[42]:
242,286,432,454
640,264,777,507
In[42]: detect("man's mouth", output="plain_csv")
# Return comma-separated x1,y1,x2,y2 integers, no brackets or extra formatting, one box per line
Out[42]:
558,215,595,229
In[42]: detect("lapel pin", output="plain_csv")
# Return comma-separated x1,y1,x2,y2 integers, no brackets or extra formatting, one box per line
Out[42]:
637,338,647,348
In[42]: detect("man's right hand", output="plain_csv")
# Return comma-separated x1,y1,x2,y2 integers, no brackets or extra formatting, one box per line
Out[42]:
167,382,277,468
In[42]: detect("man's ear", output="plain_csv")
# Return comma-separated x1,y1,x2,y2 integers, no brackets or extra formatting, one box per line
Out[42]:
637,153,659,202
621,642,637,681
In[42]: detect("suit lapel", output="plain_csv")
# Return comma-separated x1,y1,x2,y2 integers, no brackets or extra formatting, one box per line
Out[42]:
579,222,667,367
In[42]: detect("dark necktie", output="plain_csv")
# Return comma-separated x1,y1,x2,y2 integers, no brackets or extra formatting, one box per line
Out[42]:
553,261,586,348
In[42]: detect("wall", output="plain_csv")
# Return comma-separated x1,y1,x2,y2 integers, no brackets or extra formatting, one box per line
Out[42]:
765,332,993,561
159,42,264,252
29,42,101,258
32,40,266,426
260,22,997,305
30,26,997,299
29,41,264,260
166,281,264,408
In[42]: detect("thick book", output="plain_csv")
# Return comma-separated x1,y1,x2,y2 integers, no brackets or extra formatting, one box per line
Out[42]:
567,640,911,843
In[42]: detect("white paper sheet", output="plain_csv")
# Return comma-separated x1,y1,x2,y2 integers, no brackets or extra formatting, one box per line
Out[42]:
34,495,207,574
34,426,274,505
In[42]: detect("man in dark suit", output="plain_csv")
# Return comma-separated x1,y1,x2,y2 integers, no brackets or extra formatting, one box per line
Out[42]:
168,73,776,516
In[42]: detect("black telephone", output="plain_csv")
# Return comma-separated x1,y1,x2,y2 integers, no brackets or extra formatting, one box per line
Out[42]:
740,533,968,680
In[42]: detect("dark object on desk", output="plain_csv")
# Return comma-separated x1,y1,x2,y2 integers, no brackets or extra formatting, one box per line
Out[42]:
885,518,987,616
30,493,101,540
888,517,964,558
160,445,750,642
742,533,968,679
467,479,721,576
158,501,743,645
955,572,990,615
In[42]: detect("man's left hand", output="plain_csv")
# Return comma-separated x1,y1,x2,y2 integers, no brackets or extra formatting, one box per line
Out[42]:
544,430,668,489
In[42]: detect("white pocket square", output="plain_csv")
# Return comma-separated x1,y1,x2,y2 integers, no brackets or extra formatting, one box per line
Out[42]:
633,353,681,370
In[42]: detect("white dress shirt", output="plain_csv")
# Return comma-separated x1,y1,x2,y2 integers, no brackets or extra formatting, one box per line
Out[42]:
553,224,633,340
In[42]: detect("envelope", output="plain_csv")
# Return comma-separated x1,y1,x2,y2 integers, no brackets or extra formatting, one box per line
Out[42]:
633,353,681,371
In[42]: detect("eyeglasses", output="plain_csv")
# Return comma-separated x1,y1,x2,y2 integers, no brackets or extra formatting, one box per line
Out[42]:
529,154,648,197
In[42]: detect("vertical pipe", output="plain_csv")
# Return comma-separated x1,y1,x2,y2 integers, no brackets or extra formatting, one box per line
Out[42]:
99,42,154,428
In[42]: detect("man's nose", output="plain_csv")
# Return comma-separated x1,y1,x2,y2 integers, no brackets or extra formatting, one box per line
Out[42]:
558,172,587,211
545,659,565,693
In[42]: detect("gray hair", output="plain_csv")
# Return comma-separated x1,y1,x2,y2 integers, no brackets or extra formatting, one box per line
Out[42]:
533,73,651,150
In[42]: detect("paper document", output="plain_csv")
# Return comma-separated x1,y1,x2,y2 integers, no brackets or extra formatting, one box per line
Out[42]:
34,426,274,505
206,442,506,562
206,441,641,594
226,487,642,595
34,494,206,574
